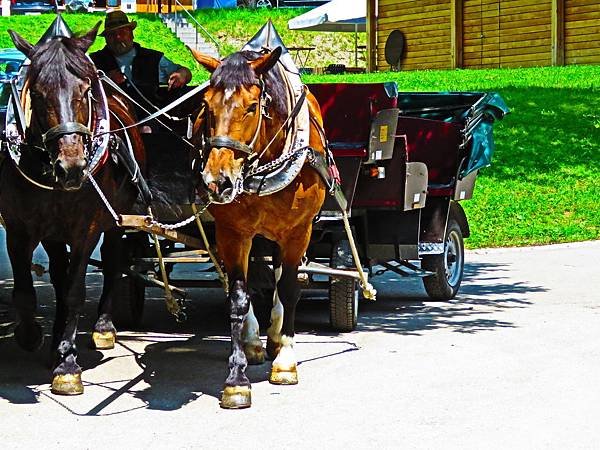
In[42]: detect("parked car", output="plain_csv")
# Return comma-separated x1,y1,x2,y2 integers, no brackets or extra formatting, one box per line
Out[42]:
0,48,26,135
10,0,58,14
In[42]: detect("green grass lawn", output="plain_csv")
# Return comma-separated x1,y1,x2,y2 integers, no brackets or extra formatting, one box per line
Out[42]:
0,13,598,248
305,66,600,248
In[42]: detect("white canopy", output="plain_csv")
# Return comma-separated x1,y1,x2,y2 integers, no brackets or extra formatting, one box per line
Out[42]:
288,0,366,33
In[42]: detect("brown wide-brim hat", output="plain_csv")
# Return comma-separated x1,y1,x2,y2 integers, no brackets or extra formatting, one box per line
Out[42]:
100,10,137,37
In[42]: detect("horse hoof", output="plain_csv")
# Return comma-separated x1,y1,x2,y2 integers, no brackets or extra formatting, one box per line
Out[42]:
14,321,44,352
51,373,84,396
92,331,116,350
220,385,251,409
266,339,281,361
269,365,298,385
244,343,265,365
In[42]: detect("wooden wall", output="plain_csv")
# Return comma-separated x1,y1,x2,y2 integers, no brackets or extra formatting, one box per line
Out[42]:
463,0,553,68
565,0,600,64
374,0,600,70
378,0,453,70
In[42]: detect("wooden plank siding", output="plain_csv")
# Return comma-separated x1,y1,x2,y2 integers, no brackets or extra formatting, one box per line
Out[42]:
374,0,600,71
565,0,600,64
377,0,453,70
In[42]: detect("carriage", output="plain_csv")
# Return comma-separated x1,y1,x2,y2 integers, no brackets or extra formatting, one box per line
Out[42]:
114,80,508,332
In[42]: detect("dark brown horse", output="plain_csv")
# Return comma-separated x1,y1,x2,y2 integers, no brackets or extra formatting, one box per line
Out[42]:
190,47,327,408
1,21,146,395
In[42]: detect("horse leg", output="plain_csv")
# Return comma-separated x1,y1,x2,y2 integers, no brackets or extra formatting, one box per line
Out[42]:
51,238,98,396
92,229,122,350
269,240,307,386
219,235,253,409
41,240,69,352
268,263,301,385
241,301,265,365
7,229,43,352
266,255,284,360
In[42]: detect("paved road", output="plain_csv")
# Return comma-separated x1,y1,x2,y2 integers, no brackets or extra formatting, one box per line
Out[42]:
1,238,599,449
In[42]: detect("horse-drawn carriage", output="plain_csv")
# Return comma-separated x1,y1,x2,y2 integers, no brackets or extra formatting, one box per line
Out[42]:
0,17,507,407
114,73,508,332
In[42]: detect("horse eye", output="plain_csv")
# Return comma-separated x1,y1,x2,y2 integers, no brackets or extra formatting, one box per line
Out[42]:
247,103,258,114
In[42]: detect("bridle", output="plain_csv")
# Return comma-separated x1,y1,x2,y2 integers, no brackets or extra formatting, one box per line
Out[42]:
27,76,94,155
201,77,272,170
197,60,313,203
5,64,111,190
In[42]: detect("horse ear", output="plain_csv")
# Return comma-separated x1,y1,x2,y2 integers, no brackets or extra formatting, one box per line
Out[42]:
8,30,33,58
189,47,220,73
249,47,282,75
75,21,101,53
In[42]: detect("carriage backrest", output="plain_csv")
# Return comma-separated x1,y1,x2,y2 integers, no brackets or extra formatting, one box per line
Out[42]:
308,82,398,154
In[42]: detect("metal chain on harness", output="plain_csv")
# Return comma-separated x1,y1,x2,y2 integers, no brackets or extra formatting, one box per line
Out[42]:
244,146,310,179
148,202,211,230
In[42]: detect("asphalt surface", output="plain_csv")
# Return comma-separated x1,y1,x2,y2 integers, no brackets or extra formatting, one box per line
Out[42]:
1,236,599,449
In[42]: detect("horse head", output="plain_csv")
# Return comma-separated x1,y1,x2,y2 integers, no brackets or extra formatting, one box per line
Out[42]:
190,47,284,204
9,23,100,190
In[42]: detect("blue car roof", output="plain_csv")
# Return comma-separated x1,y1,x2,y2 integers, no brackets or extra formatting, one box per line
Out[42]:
0,48,26,62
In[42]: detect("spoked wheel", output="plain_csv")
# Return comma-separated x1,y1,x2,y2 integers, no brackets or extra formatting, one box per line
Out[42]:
422,218,464,300
113,233,149,329
329,239,359,332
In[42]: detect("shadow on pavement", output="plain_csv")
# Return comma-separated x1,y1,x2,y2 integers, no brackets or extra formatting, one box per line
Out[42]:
296,261,545,337
0,258,546,411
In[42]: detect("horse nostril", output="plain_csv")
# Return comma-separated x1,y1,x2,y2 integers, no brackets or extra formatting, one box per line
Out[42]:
53,160,67,180
207,182,218,193
220,176,233,193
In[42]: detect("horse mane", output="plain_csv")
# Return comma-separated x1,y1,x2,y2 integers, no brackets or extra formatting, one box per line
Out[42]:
28,37,97,85
211,50,287,117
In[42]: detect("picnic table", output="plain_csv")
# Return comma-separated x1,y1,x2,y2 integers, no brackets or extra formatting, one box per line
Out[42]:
288,46,316,67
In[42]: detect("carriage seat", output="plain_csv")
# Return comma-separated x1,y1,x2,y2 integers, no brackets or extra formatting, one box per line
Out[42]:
307,82,398,159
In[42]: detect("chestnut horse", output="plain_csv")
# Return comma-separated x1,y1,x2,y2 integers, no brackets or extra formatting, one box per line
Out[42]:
190,47,327,408
1,22,146,395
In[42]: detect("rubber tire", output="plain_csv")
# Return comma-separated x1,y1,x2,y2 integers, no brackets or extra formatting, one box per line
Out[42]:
329,239,358,332
422,218,464,300
113,234,148,329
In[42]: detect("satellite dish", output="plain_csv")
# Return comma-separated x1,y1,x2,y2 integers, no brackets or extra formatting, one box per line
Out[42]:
384,30,405,71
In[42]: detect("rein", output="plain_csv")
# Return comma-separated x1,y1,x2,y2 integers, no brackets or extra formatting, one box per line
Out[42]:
96,72,208,148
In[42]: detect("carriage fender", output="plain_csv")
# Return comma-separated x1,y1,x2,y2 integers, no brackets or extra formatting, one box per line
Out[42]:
449,201,470,238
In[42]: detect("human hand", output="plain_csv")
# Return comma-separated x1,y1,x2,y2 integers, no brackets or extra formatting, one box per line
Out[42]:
168,68,191,90
168,71,186,90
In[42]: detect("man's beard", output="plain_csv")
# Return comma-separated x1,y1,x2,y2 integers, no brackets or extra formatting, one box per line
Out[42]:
110,40,133,56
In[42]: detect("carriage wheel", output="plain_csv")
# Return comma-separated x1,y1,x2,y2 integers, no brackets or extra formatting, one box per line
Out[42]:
113,233,148,329
422,219,464,300
329,239,358,332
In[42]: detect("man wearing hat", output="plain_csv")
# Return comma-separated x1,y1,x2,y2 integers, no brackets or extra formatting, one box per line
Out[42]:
90,11,192,111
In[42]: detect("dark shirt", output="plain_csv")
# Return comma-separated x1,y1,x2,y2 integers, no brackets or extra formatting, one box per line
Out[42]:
90,43,164,109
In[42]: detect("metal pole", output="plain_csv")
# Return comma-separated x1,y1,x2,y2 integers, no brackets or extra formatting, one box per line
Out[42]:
354,23,358,67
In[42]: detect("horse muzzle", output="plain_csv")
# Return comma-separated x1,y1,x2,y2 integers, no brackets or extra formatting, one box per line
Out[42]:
52,133,89,190
204,173,243,204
